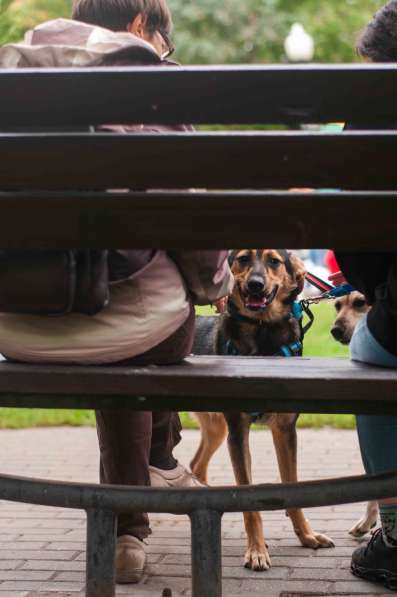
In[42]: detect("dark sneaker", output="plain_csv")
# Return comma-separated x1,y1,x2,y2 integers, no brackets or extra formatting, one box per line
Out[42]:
351,528,397,590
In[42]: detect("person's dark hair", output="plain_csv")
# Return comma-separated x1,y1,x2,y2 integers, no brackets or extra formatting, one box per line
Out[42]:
358,0,397,62
72,0,172,36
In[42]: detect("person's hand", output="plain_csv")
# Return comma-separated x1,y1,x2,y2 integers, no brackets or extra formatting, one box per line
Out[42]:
213,296,228,314
328,271,347,286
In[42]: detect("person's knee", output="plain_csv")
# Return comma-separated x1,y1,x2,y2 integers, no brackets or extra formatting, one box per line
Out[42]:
350,315,397,367
350,315,371,362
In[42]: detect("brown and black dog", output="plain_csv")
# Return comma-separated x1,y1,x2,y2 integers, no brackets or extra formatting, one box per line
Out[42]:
331,291,378,537
191,249,334,571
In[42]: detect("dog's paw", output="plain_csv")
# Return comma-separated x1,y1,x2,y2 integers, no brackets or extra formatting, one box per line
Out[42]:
349,501,378,537
349,517,377,537
244,545,271,571
299,532,335,549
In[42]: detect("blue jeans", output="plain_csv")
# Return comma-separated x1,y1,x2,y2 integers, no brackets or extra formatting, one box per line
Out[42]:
351,315,397,475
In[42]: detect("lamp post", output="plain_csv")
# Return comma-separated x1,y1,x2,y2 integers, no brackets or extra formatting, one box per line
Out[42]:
284,23,314,63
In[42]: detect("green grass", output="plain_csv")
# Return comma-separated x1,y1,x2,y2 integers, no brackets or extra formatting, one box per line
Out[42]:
0,302,355,430
0,408,95,429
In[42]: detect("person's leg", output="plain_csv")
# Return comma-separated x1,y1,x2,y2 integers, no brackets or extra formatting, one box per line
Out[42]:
351,315,397,508
96,410,152,539
356,413,397,546
356,414,397,477
350,315,397,588
96,410,183,533
95,303,196,538
150,411,181,470
350,315,397,369
95,304,197,584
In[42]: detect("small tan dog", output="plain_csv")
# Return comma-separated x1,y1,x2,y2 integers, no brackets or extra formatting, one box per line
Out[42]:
331,291,370,345
331,291,378,537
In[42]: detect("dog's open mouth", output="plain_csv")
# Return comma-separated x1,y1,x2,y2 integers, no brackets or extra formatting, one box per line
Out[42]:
243,286,278,311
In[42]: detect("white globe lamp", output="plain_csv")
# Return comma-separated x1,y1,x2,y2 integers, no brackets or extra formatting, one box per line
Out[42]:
284,23,314,63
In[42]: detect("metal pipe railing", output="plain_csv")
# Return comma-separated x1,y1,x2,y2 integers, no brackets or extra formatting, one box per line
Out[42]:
0,470,396,512
1,470,397,596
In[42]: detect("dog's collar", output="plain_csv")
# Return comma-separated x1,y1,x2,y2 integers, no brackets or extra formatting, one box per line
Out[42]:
227,299,305,327
225,300,306,358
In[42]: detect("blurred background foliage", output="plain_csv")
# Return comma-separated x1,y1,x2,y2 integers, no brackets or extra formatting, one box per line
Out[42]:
0,0,383,63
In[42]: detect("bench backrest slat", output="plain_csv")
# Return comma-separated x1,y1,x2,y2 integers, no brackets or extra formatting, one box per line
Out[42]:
1,132,397,190
0,65,397,126
0,191,396,249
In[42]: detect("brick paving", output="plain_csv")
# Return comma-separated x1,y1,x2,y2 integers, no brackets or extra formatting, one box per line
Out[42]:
0,426,393,596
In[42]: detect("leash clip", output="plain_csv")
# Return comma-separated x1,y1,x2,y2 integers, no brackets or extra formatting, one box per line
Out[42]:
305,271,355,303
322,283,355,300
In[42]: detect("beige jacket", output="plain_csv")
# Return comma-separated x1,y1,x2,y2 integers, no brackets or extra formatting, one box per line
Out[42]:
0,251,233,363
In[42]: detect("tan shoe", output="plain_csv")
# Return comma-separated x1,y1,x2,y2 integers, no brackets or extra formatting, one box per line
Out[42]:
115,535,146,584
149,463,205,488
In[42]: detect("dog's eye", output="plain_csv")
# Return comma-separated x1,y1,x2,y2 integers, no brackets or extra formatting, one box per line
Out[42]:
353,298,366,309
335,302,342,312
237,255,250,265
269,258,280,267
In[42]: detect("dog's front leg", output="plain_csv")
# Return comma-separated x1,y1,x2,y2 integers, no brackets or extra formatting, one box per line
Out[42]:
225,413,271,571
271,416,335,550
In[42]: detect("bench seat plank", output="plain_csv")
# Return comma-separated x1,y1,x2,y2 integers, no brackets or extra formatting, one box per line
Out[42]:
0,357,396,415
0,191,396,249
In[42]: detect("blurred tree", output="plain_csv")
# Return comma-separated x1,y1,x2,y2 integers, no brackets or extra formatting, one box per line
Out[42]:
0,0,70,44
281,0,381,63
169,0,382,63
168,0,288,63
0,0,383,62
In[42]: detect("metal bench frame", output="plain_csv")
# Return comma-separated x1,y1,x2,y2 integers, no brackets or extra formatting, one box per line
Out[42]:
1,469,397,596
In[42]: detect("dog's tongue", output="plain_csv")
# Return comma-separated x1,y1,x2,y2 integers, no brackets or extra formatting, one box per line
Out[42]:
246,296,267,309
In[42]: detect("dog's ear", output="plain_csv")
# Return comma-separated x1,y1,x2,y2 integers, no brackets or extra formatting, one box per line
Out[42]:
228,250,238,266
288,252,306,295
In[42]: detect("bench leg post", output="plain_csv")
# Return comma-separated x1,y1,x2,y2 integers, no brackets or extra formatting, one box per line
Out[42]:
86,508,117,597
190,509,222,597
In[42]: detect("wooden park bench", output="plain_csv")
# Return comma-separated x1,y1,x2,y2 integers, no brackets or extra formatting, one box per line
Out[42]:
0,64,397,597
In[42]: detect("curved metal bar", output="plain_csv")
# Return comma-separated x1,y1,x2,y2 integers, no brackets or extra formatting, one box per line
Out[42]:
0,470,396,514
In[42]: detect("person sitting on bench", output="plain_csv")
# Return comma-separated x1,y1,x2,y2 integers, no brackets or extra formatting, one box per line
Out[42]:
335,4,397,589
0,0,234,584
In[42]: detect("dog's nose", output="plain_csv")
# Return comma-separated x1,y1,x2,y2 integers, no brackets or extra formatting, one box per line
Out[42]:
331,326,344,341
247,277,265,294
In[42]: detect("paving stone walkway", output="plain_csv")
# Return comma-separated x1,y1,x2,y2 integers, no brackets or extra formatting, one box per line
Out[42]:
0,426,393,596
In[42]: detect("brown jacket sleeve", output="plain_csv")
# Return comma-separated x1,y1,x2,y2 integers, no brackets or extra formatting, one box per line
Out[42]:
168,250,234,305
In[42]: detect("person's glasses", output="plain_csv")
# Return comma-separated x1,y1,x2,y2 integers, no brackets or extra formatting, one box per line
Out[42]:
159,29,175,60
